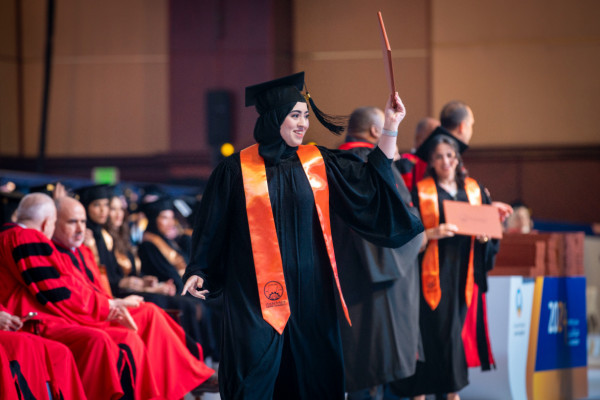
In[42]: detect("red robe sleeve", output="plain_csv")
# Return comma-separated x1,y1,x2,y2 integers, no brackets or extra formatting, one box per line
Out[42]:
0,224,110,326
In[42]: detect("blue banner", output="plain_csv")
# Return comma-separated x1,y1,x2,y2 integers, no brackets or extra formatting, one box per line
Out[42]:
535,277,587,371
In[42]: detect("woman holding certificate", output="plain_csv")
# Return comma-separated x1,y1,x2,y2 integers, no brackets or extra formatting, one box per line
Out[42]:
391,130,498,400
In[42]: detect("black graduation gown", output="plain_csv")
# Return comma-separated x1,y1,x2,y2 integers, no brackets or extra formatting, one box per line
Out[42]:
138,234,188,293
389,178,496,396
138,232,222,360
184,146,423,400
332,145,426,392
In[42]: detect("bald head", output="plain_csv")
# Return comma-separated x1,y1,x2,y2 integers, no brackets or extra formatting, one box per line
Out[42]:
440,100,474,144
54,197,87,249
414,117,440,149
346,106,384,144
15,193,57,239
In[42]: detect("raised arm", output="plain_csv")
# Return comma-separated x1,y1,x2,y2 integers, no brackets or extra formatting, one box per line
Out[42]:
378,92,406,159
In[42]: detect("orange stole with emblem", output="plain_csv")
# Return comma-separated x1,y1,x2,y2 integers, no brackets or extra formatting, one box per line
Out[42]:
240,144,351,334
417,176,481,310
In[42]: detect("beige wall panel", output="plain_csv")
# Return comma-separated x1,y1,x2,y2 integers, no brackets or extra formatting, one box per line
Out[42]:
297,56,429,151
21,0,45,60
297,1,428,52
295,0,430,150
0,62,19,154
1,0,19,156
22,62,43,157
43,60,168,156
0,0,17,57
433,44,600,146
54,0,167,57
431,0,600,146
16,0,170,157
432,1,600,43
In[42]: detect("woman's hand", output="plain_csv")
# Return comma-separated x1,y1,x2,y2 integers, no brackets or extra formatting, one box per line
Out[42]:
383,92,406,132
146,280,177,296
492,201,513,222
379,92,407,159
119,276,145,292
426,223,459,240
182,275,209,300
112,295,144,308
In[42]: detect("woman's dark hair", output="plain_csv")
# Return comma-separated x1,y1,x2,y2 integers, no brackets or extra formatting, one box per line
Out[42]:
424,135,468,187
106,196,134,255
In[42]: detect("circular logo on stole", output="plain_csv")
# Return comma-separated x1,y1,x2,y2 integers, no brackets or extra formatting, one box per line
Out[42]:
264,281,284,301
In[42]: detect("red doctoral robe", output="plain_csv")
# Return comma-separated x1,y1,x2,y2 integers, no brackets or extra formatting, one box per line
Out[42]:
0,223,150,399
0,314,86,400
54,240,215,399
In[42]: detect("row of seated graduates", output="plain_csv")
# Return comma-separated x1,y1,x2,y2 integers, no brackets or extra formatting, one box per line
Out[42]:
2,181,222,364
76,182,222,364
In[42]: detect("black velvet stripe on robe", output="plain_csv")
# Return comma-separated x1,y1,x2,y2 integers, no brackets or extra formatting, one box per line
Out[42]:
184,146,424,400
389,179,497,397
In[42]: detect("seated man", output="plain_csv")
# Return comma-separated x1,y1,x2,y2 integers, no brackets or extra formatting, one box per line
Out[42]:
53,195,218,398
0,305,86,400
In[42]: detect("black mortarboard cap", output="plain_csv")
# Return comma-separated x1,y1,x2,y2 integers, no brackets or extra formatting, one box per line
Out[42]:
141,197,174,222
415,126,469,161
245,71,347,134
245,72,305,109
74,184,112,208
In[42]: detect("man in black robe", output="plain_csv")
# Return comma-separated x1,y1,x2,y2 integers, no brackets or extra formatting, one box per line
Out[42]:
334,106,426,399
182,72,424,400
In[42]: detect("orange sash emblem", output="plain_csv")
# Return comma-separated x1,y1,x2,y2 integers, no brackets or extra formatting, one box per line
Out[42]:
240,144,351,334
417,177,481,310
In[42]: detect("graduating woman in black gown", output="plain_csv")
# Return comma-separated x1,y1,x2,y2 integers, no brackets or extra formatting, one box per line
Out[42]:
390,133,499,400
182,72,424,400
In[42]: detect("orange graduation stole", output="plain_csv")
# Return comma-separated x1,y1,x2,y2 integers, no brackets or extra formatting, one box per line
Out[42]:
417,176,481,310
240,144,351,334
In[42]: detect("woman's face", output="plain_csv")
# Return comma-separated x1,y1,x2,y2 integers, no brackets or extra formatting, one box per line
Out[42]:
108,196,125,229
279,102,309,147
87,198,110,225
156,209,176,239
430,142,458,181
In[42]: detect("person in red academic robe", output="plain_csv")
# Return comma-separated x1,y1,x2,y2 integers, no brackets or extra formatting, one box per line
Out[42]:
0,345,18,400
0,194,157,399
52,195,217,398
0,306,87,400
394,117,440,192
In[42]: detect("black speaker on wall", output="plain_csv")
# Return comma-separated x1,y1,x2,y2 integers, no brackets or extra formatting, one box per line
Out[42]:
206,90,233,146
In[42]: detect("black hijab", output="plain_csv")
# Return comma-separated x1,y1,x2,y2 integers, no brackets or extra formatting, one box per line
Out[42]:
252,84,306,165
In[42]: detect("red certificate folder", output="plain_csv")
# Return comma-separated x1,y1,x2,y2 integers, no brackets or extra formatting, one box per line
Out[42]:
443,200,503,239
